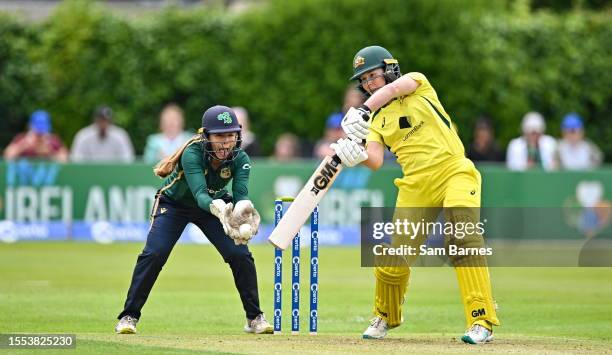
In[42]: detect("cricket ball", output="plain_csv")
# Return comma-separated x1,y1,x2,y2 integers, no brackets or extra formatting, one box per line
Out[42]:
239,224,252,238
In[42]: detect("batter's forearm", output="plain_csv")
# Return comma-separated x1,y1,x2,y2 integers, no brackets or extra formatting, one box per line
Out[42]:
364,75,420,111
363,156,383,171
364,85,398,112
363,141,384,171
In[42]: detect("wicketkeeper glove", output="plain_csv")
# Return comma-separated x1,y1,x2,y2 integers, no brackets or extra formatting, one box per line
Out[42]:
341,104,371,141
227,200,261,245
209,199,234,237
330,138,368,167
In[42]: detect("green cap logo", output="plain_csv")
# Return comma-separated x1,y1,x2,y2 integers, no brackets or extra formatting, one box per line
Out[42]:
217,112,232,125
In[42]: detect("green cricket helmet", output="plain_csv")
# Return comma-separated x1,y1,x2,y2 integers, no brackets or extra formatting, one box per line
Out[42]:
350,46,401,93
198,105,242,162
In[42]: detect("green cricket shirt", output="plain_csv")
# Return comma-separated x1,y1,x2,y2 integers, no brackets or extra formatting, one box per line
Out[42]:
159,139,251,212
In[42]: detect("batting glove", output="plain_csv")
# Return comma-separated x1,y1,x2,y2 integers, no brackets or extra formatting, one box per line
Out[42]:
330,138,368,167
341,105,371,141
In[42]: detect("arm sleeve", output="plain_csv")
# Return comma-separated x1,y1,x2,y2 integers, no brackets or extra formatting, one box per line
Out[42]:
366,127,384,146
406,72,433,97
232,153,251,203
181,145,214,212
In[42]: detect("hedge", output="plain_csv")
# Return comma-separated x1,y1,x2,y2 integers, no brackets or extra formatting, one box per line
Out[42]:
0,0,610,159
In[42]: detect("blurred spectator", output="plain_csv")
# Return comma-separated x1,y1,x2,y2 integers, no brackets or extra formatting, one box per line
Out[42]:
70,106,135,163
313,86,364,158
506,112,558,171
342,85,365,112
232,106,261,157
143,104,192,164
466,116,504,162
274,133,301,161
3,110,69,162
557,113,602,170
313,113,345,158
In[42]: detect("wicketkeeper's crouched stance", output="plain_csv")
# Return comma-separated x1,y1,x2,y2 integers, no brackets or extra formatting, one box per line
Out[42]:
115,106,272,335
332,46,500,344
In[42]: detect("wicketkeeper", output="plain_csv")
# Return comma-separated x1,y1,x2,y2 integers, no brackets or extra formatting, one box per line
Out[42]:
115,105,273,335
332,46,500,344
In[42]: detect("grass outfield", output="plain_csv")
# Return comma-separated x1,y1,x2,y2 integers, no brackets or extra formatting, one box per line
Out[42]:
1,242,611,354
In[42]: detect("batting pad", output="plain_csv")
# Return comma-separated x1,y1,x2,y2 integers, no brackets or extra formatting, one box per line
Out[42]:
454,259,500,329
373,265,410,328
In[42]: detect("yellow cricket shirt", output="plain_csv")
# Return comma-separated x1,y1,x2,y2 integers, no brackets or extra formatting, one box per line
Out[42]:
366,72,465,176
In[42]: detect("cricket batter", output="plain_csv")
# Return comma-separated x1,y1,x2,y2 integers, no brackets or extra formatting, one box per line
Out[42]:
115,105,273,335
331,46,500,343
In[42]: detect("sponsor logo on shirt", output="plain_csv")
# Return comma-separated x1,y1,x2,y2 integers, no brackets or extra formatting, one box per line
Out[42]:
402,121,425,141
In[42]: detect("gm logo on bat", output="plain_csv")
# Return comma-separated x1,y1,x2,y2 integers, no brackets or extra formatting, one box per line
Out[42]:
310,159,340,195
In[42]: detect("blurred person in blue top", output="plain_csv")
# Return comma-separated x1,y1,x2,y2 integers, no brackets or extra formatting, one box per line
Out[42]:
557,113,602,170
3,110,68,162
313,113,346,158
143,104,193,164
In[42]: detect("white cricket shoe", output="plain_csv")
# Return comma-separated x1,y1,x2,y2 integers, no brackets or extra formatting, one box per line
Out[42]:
244,313,273,334
115,315,138,334
362,316,388,339
461,324,493,344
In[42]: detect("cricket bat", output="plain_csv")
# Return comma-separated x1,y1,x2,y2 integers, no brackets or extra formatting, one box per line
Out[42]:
268,154,343,250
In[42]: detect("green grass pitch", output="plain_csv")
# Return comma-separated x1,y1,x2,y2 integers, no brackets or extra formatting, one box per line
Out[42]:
1,242,611,354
